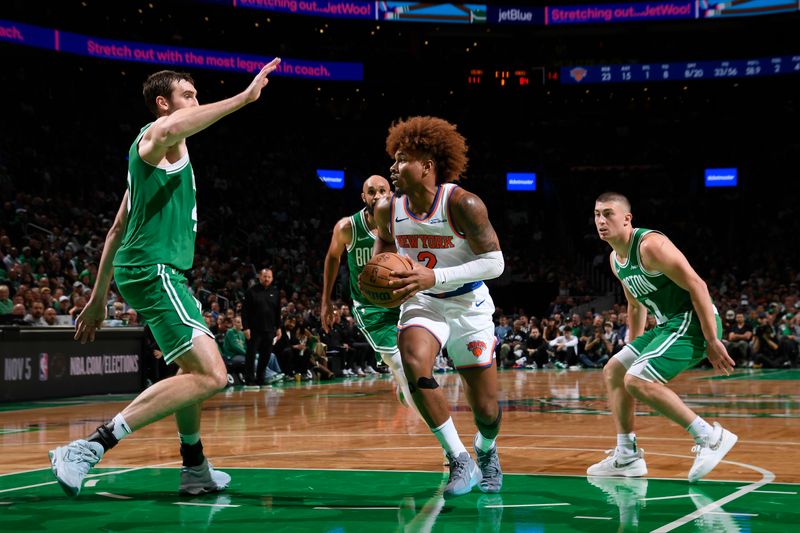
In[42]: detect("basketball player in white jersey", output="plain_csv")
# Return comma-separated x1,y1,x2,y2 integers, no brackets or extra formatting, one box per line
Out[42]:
368,116,505,498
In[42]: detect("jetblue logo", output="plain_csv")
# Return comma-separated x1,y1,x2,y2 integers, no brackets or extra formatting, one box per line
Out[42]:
429,218,447,224
490,5,542,25
498,8,533,22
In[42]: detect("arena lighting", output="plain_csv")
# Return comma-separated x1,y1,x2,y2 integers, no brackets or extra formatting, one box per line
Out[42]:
317,169,345,189
506,172,536,191
704,168,738,187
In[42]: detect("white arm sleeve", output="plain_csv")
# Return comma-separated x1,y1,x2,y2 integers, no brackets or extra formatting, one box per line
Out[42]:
433,251,504,288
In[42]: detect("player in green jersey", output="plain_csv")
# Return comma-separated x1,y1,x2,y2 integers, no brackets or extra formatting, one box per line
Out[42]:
321,175,415,407
49,58,281,498
588,192,737,483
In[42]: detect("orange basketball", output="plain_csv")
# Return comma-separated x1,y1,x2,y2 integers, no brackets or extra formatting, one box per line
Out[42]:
358,252,414,308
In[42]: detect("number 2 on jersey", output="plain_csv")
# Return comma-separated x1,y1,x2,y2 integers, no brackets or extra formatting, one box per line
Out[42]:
417,251,438,269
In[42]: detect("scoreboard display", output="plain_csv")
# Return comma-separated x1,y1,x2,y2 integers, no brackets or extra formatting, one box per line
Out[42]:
561,55,800,85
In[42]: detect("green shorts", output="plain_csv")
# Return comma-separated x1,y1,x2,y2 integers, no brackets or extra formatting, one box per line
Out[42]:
352,302,401,358
626,310,722,383
115,264,213,364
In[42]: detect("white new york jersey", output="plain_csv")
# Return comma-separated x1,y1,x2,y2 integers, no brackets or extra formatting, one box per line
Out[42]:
391,183,477,295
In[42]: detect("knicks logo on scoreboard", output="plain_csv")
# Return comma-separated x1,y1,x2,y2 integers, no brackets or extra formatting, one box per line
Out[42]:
570,67,588,82
467,340,487,357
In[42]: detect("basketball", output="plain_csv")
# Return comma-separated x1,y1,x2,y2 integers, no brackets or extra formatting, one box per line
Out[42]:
358,252,414,308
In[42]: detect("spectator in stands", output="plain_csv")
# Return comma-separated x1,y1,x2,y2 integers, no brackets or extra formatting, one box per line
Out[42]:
524,326,549,369
500,319,529,368
602,320,619,352
56,295,71,316
724,312,752,366
320,309,356,377
125,309,139,326
24,301,47,326
215,317,231,347
777,312,799,367
40,286,55,310
275,314,298,377
549,325,579,368
494,315,511,345
43,306,57,326
11,303,26,320
752,312,783,368
577,315,600,355
222,316,247,360
541,316,559,342
0,284,11,314
580,326,612,368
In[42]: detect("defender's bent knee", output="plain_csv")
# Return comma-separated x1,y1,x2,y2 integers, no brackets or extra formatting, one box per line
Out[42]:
210,367,229,391
623,373,649,398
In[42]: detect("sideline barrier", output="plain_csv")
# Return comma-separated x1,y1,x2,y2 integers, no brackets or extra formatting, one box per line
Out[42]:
1,326,144,402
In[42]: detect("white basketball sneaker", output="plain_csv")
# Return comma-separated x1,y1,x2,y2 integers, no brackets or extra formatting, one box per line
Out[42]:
49,439,104,497
587,447,647,477
688,422,738,483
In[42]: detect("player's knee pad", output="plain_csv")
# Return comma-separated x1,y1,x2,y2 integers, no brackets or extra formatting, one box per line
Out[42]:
408,376,439,394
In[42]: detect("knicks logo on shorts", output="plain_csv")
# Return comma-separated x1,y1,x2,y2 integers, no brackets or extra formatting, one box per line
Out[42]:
467,340,487,358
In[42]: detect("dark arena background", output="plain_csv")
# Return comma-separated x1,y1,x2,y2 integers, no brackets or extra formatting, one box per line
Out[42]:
1,1,799,531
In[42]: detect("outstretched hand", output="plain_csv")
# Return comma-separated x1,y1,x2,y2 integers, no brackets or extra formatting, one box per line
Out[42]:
243,57,281,103
321,301,335,333
74,299,106,344
706,338,735,376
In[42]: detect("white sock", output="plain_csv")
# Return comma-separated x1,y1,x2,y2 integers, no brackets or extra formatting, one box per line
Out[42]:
617,433,637,454
474,432,496,453
432,417,467,458
687,416,713,443
179,431,201,445
111,413,132,441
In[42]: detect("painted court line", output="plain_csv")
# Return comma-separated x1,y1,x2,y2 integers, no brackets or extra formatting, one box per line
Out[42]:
709,511,758,517
640,493,699,502
0,460,182,495
738,488,796,494
46,432,798,447
651,457,775,533
85,479,99,487
574,516,612,520
97,492,132,500
314,506,398,510
486,502,570,508
0,467,50,478
174,502,240,508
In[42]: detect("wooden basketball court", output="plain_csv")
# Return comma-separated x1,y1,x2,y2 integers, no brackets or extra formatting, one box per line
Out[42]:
1,368,798,531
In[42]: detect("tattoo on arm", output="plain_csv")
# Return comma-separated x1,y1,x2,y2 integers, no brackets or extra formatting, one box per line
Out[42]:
455,192,501,254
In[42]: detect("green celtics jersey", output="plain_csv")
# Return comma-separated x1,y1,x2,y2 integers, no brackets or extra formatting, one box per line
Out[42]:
347,209,377,305
613,228,694,325
114,124,198,271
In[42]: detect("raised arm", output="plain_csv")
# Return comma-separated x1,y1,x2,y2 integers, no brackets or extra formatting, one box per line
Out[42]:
74,191,129,344
139,58,281,164
640,233,735,375
321,217,353,333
